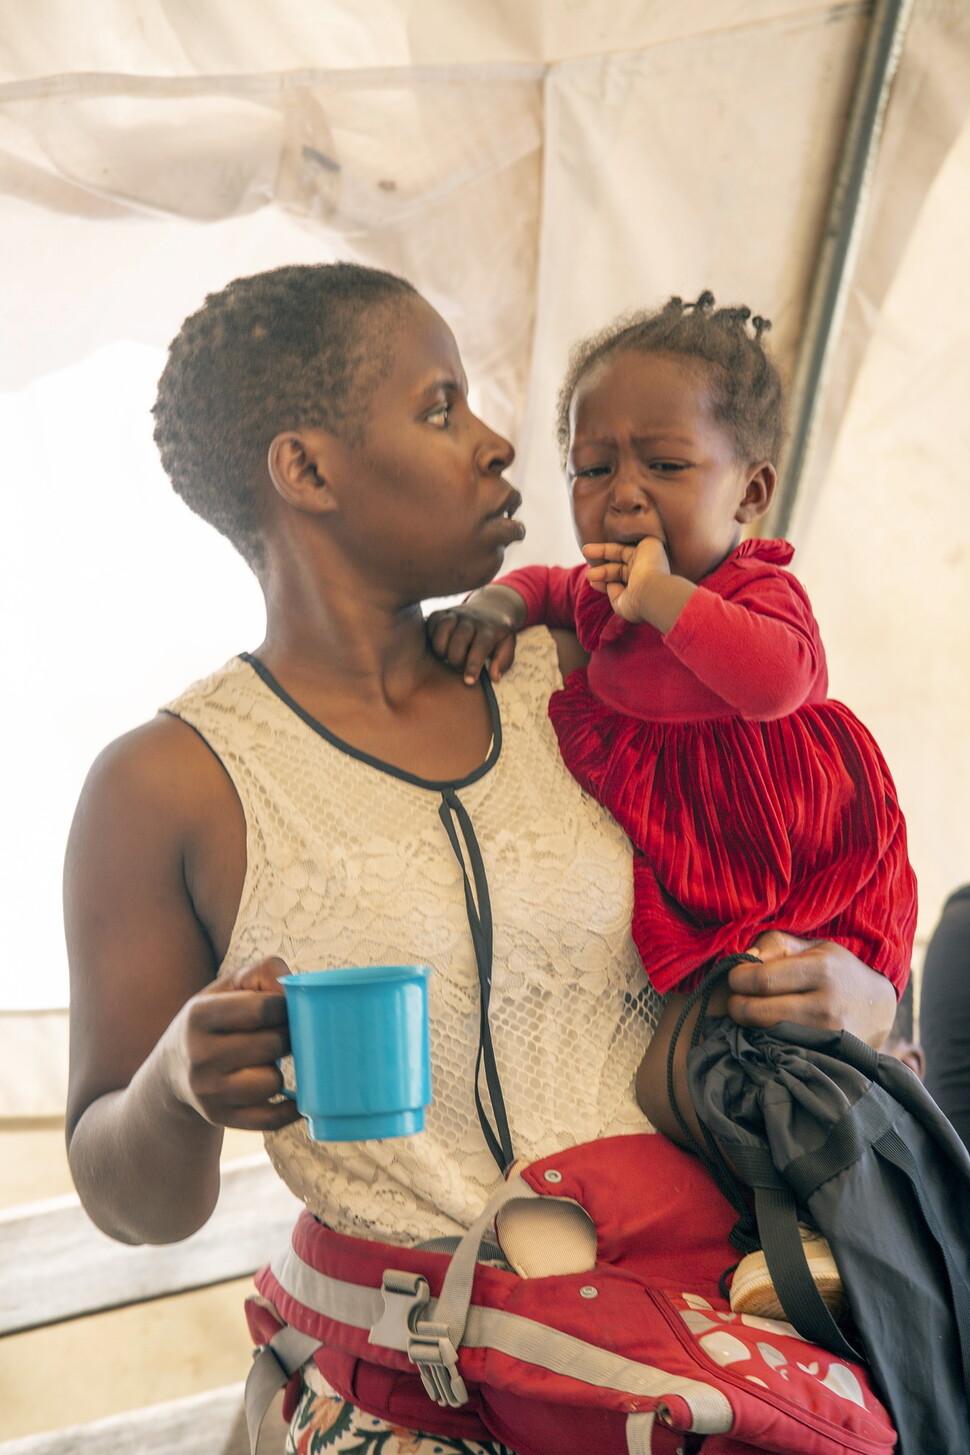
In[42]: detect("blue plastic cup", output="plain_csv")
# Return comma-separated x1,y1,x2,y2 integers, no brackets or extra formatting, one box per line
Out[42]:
280,965,433,1141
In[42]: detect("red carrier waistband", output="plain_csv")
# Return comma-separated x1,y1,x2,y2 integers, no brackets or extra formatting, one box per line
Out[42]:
245,1134,896,1455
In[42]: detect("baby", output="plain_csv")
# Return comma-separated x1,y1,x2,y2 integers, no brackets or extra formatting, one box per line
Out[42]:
430,293,917,1310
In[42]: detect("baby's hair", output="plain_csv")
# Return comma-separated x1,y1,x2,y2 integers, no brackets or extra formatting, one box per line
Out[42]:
153,262,418,571
556,291,784,468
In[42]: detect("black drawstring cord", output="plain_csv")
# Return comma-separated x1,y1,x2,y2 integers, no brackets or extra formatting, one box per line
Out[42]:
438,788,515,1174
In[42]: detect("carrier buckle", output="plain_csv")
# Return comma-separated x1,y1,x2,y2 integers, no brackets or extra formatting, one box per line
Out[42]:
368,1270,431,1353
407,1321,469,1408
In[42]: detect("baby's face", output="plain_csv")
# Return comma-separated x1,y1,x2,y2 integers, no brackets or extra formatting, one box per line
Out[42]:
566,350,753,584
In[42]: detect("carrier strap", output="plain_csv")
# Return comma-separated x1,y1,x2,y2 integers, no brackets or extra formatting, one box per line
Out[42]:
246,1182,734,1445
751,1180,860,1362
246,1324,323,1454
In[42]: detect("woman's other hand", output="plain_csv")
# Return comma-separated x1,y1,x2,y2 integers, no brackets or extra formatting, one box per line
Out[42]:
636,936,897,1143
728,931,897,1049
426,584,526,684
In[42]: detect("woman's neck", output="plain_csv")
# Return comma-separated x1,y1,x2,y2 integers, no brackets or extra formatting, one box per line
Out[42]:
253,593,495,782
255,531,439,699
248,527,497,783
257,597,438,708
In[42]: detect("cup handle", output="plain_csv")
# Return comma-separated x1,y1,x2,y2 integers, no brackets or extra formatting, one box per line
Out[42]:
276,1058,297,1101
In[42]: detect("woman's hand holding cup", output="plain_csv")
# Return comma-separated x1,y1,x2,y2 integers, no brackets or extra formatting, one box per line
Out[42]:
158,956,301,1132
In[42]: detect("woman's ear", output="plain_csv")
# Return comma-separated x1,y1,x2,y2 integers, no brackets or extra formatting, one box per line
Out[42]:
735,462,777,525
267,429,341,516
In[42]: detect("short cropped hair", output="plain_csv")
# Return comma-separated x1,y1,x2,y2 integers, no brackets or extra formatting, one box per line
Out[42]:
152,262,418,569
556,291,784,468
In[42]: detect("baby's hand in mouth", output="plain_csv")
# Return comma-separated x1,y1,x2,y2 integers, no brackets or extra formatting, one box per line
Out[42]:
582,538,671,622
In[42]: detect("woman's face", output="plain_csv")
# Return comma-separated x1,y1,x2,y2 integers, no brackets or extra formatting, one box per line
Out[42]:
324,295,523,601
566,350,755,583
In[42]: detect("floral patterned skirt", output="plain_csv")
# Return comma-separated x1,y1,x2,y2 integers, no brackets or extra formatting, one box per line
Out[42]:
286,1374,518,1455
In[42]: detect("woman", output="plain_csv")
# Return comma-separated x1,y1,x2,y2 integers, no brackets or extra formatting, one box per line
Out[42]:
64,263,896,1453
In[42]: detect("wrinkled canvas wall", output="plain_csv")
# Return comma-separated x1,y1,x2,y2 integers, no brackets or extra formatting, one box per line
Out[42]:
798,114,970,961
0,69,544,445
0,0,882,75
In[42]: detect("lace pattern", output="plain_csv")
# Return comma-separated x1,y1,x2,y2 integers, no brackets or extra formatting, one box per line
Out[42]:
166,628,660,1245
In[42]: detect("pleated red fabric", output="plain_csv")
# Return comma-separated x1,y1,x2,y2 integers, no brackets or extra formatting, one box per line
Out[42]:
551,671,915,993
499,541,917,995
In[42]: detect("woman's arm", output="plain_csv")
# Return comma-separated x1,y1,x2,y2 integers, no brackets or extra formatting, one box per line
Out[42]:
65,717,298,1245
636,932,897,1145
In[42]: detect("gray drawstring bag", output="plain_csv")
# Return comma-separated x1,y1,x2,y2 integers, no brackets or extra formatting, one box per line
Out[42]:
669,956,970,1455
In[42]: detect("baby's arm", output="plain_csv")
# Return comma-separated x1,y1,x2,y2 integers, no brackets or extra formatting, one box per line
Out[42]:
587,540,823,719
427,563,586,683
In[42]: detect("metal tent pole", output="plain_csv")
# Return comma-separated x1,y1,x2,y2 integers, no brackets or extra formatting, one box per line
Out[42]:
765,0,915,542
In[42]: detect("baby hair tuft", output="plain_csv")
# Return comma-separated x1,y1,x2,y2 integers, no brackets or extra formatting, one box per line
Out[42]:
556,290,784,468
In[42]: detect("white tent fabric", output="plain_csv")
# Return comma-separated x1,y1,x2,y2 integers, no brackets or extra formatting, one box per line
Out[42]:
799,114,970,956
1,1,968,1110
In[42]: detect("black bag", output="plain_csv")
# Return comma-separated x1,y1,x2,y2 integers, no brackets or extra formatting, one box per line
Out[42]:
669,956,970,1454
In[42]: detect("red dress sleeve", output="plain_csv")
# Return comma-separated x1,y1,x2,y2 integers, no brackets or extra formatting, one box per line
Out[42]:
494,563,588,632
662,563,827,719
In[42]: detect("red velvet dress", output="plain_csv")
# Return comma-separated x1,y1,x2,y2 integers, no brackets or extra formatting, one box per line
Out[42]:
498,540,916,994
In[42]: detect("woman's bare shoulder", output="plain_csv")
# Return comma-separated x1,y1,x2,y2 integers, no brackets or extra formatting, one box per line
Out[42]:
68,713,245,917
81,712,234,816
64,713,247,1067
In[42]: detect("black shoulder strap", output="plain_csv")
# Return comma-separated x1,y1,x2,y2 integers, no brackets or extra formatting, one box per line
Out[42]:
669,956,859,1358
772,1069,970,1388
730,1145,861,1360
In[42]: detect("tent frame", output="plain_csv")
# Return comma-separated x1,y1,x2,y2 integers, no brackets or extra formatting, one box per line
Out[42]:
769,0,914,539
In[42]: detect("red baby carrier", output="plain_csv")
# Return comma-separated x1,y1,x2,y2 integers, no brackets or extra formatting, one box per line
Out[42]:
245,1134,896,1454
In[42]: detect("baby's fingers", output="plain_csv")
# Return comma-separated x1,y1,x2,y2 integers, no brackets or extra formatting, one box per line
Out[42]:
431,614,508,684
427,612,478,675
586,561,629,584
426,610,460,661
583,541,636,565
445,620,483,679
459,627,502,685
488,634,517,683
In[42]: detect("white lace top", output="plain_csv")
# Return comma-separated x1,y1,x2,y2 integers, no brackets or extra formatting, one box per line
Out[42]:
166,628,660,1246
